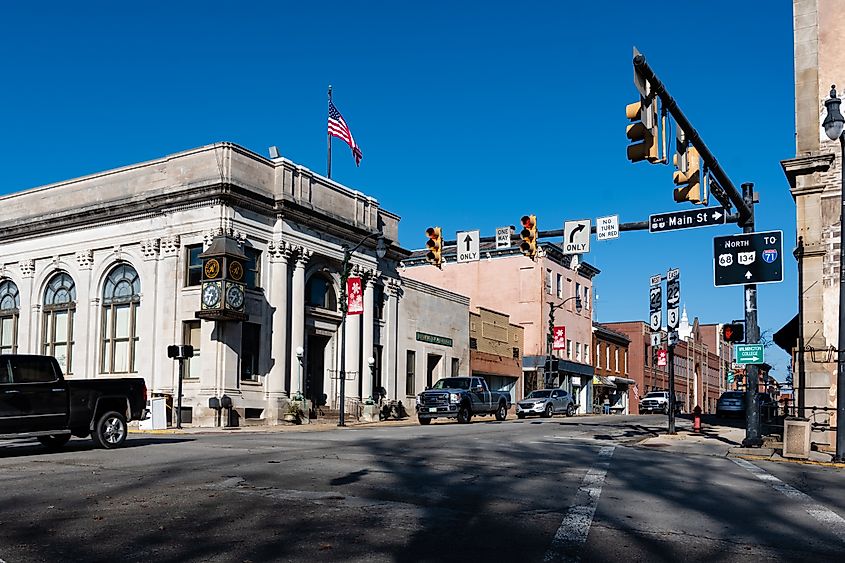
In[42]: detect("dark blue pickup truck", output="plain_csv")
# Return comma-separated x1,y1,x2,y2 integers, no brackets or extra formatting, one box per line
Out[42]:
416,376,511,424
0,355,147,449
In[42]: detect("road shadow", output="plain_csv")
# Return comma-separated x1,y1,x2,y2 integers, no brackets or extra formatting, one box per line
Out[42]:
0,436,194,459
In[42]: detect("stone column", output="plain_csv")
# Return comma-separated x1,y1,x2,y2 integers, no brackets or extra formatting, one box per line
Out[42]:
267,240,291,399
290,248,310,394
361,273,376,401
17,259,36,353
384,278,401,401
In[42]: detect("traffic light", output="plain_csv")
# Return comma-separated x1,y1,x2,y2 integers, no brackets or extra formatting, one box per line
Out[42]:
519,215,538,259
626,97,659,163
722,323,745,343
425,227,442,267
673,146,703,204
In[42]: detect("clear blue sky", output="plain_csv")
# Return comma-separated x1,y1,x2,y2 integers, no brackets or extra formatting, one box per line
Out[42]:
1,1,796,378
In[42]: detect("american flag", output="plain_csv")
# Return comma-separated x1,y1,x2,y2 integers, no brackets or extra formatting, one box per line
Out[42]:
328,101,363,166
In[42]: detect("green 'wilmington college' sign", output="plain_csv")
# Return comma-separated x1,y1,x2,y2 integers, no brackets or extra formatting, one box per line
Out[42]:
416,332,453,347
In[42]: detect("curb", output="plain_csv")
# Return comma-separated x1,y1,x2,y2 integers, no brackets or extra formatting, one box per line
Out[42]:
733,453,845,469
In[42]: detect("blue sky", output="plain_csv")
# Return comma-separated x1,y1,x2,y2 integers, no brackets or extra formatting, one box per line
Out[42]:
1,1,796,378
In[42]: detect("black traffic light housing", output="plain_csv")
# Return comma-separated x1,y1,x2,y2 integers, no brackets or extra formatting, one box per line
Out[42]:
722,322,745,343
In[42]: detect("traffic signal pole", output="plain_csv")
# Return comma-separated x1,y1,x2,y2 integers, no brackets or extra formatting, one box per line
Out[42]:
668,342,676,434
741,183,763,447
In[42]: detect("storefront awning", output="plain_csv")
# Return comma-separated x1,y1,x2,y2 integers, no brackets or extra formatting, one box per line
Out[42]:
592,375,617,388
609,376,636,385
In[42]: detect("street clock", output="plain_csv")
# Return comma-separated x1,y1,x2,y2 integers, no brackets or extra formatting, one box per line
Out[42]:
195,233,248,322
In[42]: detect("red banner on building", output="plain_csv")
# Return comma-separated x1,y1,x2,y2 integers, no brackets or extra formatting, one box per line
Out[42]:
552,326,566,350
347,276,363,315
657,348,667,367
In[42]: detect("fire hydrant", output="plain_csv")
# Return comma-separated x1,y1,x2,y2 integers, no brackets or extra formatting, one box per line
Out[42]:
693,406,702,433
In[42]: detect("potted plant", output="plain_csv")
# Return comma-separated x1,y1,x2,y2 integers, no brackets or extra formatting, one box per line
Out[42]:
283,401,302,424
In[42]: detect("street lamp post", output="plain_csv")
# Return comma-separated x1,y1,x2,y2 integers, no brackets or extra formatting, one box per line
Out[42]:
338,232,387,427
822,85,845,462
546,295,583,390
296,346,306,424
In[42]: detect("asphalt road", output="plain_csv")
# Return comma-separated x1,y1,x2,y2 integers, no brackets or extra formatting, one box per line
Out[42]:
0,414,843,562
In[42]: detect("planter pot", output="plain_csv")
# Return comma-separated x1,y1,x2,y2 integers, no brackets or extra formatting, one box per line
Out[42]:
283,413,300,424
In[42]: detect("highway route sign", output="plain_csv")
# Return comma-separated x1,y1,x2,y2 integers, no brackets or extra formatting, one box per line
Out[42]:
649,208,727,233
713,231,783,287
563,220,591,254
666,268,680,330
457,230,480,263
649,274,662,332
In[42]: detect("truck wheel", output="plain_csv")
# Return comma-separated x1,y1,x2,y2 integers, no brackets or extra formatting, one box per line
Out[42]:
566,404,576,417
37,434,71,450
92,411,127,449
418,417,431,425
662,405,669,415
457,405,472,424
543,404,554,418
495,402,507,421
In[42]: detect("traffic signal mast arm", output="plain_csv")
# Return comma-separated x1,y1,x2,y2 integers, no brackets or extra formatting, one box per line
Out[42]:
632,52,753,224
435,214,742,248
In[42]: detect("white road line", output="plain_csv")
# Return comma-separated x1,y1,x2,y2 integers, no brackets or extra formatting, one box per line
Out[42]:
543,445,615,562
732,458,845,543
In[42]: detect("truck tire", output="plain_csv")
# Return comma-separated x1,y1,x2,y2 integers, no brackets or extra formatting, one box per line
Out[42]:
495,402,507,421
566,404,576,417
457,405,472,424
543,404,554,418
92,411,127,449
418,417,431,425
662,405,669,415
37,434,71,450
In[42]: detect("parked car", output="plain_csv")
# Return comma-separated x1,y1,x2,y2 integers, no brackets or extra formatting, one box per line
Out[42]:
0,354,147,449
639,390,681,414
516,389,576,419
416,376,511,424
717,391,779,420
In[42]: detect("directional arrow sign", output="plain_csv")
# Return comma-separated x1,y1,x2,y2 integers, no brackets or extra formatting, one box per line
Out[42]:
563,219,591,254
735,344,764,365
649,208,727,233
713,231,783,287
456,230,480,263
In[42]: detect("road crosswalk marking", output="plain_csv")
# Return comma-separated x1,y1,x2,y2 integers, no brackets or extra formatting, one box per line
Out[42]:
543,446,615,562
732,457,845,544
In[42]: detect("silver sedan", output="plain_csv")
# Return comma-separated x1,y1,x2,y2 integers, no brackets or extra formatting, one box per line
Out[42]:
517,389,576,419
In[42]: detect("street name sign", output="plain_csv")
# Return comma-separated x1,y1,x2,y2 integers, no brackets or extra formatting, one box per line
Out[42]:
735,343,765,365
596,215,619,240
666,268,680,330
495,226,511,249
456,230,480,263
563,219,591,254
713,230,783,287
649,208,726,233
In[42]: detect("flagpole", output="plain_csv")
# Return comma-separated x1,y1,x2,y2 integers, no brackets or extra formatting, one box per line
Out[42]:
327,85,333,179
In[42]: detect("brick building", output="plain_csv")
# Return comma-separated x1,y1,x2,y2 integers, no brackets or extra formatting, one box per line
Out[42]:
604,318,729,414
592,322,633,414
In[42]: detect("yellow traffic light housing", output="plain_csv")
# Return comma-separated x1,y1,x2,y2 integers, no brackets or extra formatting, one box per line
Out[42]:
673,147,704,204
519,215,538,259
626,98,659,163
425,227,442,267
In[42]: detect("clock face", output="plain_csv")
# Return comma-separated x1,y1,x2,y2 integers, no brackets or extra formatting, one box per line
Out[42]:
204,258,221,279
226,283,244,309
202,282,221,308
229,260,244,281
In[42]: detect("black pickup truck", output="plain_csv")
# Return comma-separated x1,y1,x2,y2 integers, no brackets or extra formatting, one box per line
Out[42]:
0,354,147,449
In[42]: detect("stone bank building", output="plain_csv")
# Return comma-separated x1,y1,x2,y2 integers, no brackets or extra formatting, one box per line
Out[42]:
0,143,468,426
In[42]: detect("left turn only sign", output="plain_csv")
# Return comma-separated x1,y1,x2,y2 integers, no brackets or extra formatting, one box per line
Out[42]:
457,230,480,263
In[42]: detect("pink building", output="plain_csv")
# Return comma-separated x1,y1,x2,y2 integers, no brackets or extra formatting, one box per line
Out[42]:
402,242,597,410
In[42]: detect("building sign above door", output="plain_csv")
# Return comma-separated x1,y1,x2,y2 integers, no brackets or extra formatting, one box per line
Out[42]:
416,332,453,347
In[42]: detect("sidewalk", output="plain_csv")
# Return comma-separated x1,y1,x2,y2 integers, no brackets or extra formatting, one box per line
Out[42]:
129,416,419,435
637,420,845,468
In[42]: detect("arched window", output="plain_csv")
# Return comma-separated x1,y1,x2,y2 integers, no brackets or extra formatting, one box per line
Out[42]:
101,264,141,374
0,280,20,355
305,274,337,311
43,272,76,374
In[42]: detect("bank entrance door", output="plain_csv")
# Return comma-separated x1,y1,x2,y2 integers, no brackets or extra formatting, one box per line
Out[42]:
306,335,330,412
